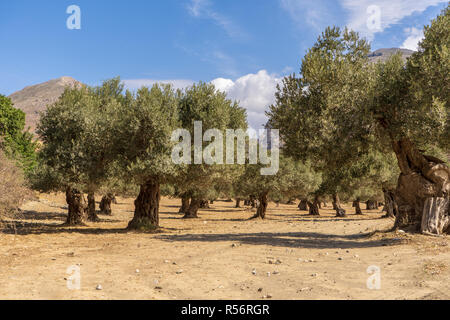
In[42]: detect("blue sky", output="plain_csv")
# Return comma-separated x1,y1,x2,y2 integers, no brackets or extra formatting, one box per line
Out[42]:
0,0,447,128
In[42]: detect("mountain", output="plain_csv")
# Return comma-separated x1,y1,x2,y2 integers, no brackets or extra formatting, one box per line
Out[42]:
368,48,415,63
8,76,81,133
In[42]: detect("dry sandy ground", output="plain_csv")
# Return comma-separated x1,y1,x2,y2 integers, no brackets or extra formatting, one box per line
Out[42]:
0,194,448,300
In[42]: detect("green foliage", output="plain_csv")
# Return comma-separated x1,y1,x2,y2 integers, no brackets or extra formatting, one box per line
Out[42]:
268,7,449,201
339,150,399,202
237,155,321,202
118,83,181,185
0,95,37,172
267,26,376,197
175,82,247,199
406,5,449,150
33,79,125,193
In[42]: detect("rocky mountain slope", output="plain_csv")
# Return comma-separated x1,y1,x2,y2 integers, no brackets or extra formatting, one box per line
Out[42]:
8,76,81,133
368,48,414,63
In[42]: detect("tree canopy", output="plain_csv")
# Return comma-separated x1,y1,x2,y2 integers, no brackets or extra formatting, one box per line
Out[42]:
267,6,449,233
0,95,37,172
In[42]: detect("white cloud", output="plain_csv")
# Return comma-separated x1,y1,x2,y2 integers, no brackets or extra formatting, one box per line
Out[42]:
280,0,336,32
186,0,243,38
187,0,206,17
339,0,447,39
401,27,424,51
281,0,446,41
124,70,284,129
212,70,282,129
123,79,195,91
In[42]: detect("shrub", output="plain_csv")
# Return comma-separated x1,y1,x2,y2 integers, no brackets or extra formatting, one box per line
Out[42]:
0,150,31,220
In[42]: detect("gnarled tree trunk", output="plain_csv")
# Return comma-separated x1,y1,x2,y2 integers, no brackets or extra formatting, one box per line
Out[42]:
353,199,363,215
99,194,113,215
235,198,241,208
307,199,320,216
179,196,190,214
128,179,160,230
65,187,87,225
421,197,450,235
87,192,99,222
184,198,201,219
250,195,257,209
366,200,378,210
332,193,346,217
253,192,269,219
392,138,450,234
382,189,398,218
298,199,308,211
200,200,210,209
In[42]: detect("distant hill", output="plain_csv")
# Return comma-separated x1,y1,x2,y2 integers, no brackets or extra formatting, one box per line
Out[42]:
8,76,81,133
368,48,414,63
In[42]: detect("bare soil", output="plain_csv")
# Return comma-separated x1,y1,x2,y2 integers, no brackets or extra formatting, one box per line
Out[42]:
0,194,448,300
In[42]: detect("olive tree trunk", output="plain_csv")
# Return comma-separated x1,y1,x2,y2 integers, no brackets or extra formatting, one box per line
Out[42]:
235,198,241,208
366,200,378,210
184,198,201,219
128,180,160,230
353,199,363,215
252,192,269,219
382,189,398,218
307,199,320,216
65,187,87,225
179,196,190,214
332,193,346,217
421,197,450,235
87,192,99,222
392,138,450,235
200,200,210,209
298,199,308,211
250,195,257,209
99,194,113,215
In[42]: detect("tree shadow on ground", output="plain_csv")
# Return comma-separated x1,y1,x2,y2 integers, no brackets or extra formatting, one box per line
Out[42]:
1,212,191,236
16,210,67,222
1,221,128,235
154,230,401,249
202,209,248,214
203,218,252,222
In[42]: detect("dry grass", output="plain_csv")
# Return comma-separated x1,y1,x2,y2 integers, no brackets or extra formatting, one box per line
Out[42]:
0,151,32,221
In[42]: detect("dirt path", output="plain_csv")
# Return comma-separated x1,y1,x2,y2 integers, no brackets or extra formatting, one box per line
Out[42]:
0,194,448,300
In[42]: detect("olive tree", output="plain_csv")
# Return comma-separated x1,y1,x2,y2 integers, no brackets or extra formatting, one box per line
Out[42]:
237,156,321,219
0,95,37,172
267,27,374,217
34,81,123,225
173,82,247,219
267,7,449,234
118,84,180,230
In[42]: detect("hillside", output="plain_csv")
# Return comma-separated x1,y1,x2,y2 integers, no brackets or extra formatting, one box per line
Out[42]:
8,76,81,133
368,48,414,63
